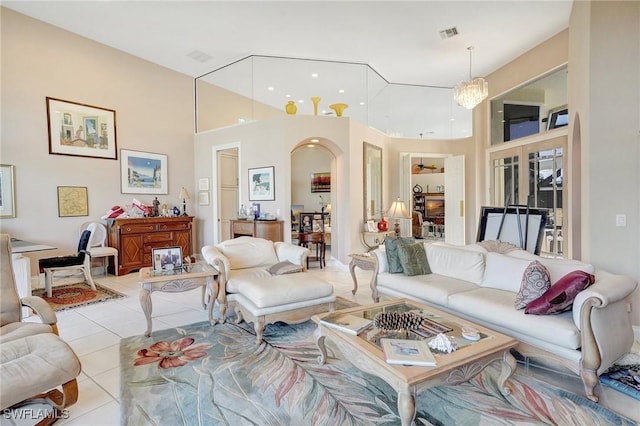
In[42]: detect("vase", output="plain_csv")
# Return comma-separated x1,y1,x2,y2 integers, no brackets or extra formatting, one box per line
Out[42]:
285,101,297,115
377,217,389,232
329,103,348,117
310,96,321,116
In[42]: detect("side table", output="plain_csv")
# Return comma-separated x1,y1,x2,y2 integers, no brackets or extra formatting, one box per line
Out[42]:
348,253,378,296
361,230,394,251
138,262,219,337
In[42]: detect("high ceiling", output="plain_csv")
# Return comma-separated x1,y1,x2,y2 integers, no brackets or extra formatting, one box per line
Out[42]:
3,1,573,137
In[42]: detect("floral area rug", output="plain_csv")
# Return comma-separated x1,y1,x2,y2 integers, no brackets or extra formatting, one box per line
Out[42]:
32,282,125,311
120,320,635,425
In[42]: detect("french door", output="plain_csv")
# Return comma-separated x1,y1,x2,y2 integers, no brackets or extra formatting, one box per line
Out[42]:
489,137,566,257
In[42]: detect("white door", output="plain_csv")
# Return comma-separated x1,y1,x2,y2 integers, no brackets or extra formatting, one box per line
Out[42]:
444,155,465,245
217,148,238,242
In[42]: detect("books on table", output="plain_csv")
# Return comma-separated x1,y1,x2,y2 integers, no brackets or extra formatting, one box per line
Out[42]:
320,313,372,335
381,338,437,366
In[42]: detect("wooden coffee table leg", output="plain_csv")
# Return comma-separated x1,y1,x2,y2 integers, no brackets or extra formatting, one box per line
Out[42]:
397,387,416,426
498,349,517,396
314,327,328,364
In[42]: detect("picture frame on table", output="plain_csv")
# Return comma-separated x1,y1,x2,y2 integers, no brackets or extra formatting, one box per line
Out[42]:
46,97,117,160
249,166,275,201
120,149,168,194
152,246,183,272
0,164,16,218
57,186,88,217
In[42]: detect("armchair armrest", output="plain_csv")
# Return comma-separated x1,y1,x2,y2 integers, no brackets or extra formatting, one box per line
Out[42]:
201,246,230,285
274,242,309,269
20,296,58,334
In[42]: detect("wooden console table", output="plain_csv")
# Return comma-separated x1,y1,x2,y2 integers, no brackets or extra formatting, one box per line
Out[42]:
107,216,193,276
231,219,284,242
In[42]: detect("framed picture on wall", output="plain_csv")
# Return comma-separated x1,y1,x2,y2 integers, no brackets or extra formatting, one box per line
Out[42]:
0,164,16,218
57,186,88,217
311,172,330,193
249,166,275,201
120,149,168,194
46,97,117,160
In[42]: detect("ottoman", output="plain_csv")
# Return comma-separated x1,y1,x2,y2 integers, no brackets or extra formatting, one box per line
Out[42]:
230,273,335,344
1,333,81,412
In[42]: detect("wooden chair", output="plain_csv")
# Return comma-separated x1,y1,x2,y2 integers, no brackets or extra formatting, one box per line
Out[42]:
298,232,326,269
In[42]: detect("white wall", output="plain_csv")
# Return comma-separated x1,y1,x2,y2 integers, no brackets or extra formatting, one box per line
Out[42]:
0,9,194,273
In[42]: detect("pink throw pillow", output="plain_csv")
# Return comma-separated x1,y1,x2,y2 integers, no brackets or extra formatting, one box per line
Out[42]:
525,270,595,315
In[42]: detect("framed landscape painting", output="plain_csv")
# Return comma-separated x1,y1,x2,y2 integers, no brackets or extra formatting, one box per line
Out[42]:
249,166,275,201
120,149,168,194
46,97,117,160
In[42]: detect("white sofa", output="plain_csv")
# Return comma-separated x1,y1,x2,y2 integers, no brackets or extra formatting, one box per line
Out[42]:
371,240,637,402
201,237,335,343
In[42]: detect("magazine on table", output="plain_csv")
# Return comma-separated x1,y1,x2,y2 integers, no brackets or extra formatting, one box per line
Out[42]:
381,338,437,366
320,313,372,335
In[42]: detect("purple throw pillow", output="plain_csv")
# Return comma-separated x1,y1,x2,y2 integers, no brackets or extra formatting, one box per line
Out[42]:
525,270,595,315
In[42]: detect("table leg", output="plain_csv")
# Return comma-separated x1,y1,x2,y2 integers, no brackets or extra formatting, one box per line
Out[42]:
397,388,416,426
498,349,517,396
206,276,218,326
314,326,328,365
139,285,153,337
348,260,358,295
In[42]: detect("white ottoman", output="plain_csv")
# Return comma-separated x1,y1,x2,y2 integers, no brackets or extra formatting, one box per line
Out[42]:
230,273,335,344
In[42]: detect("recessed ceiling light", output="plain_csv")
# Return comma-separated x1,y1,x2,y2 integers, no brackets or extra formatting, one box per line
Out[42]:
310,138,319,143
311,73,318,78
298,99,304,103
307,144,315,148
450,118,455,121
359,101,365,106
338,89,345,94
267,86,274,91
285,94,291,98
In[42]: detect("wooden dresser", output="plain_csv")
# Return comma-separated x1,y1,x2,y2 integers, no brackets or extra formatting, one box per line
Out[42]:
230,220,284,242
107,216,193,276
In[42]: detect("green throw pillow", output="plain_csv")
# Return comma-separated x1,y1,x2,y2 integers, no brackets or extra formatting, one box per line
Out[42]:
397,242,431,276
385,237,416,273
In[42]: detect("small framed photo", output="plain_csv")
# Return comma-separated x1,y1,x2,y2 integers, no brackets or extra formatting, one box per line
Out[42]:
120,149,168,194
46,97,117,160
57,186,88,217
152,246,183,272
198,191,210,206
198,178,209,191
0,164,16,218
249,166,275,201
366,220,377,232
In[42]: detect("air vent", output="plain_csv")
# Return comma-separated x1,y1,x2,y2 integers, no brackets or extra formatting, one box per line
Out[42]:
187,50,213,63
439,27,459,39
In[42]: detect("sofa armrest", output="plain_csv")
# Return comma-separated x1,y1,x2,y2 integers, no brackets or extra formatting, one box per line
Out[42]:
572,271,637,329
201,245,230,286
274,242,309,270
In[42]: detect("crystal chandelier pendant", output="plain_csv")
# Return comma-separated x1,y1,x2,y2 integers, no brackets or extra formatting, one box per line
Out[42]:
454,46,488,109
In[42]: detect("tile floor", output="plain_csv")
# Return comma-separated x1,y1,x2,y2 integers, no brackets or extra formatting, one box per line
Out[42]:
17,256,640,425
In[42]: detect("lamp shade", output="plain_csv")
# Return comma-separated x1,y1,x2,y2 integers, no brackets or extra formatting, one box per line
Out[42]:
386,198,410,219
179,187,190,200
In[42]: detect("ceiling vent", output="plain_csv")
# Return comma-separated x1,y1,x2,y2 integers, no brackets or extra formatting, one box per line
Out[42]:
439,27,459,39
187,50,213,63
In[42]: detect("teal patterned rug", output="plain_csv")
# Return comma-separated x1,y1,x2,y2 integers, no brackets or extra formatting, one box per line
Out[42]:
120,320,634,425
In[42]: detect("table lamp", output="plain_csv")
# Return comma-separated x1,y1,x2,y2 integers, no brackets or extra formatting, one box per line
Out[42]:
179,187,190,216
386,197,410,237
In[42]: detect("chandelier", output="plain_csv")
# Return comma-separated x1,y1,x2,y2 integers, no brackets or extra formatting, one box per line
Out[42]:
454,46,488,109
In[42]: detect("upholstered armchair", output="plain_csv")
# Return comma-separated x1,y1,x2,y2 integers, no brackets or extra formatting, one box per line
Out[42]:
0,234,58,342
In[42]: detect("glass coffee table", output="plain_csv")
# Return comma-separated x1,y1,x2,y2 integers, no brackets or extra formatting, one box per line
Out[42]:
312,299,518,426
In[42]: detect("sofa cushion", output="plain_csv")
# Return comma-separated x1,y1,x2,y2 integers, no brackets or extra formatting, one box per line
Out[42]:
377,272,478,306
481,252,531,292
217,236,279,269
538,258,595,286
525,270,595,315
384,237,415,273
226,267,273,293
425,244,485,285
266,260,303,275
447,287,581,350
514,261,551,309
397,242,431,276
